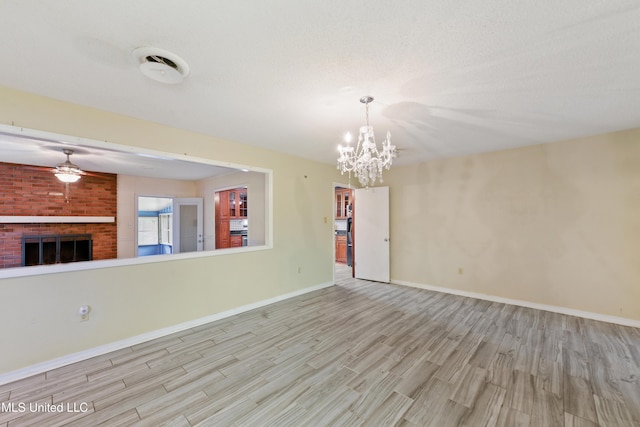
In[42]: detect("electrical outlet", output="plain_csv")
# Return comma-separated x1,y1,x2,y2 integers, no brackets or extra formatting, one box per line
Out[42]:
78,305,90,321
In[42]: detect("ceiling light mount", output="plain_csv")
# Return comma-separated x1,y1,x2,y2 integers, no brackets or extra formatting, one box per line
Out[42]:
132,47,190,84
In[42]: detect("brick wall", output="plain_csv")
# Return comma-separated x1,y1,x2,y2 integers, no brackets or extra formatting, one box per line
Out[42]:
0,162,117,268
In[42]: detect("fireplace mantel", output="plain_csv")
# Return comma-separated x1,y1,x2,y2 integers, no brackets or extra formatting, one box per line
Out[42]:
0,216,115,224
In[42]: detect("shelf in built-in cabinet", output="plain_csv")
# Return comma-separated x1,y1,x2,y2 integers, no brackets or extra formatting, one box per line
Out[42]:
0,216,115,223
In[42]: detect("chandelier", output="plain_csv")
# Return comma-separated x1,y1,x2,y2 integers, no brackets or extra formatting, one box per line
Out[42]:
337,96,397,187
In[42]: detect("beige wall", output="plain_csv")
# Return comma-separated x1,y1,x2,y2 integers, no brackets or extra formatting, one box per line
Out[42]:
384,129,640,321
0,86,340,374
117,175,197,258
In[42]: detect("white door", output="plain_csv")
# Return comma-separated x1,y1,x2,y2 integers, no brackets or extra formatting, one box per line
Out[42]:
354,186,390,282
173,198,203,253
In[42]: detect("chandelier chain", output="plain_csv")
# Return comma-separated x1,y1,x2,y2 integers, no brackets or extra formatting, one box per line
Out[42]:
365,101,370,127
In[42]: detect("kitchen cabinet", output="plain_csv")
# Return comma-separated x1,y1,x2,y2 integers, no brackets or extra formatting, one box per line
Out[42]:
335,234,347,263
335,188,352,219
238,191,248,217
215,187,248,249
230,235,242,248
228,188,248,218
228,190,236,217
216,219,230,249
218,191,230,219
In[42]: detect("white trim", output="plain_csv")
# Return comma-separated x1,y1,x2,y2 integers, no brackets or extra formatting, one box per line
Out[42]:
0,244,271,280
392,279,640,328
0,216,114,223
0,281,334,386
265,169,273,248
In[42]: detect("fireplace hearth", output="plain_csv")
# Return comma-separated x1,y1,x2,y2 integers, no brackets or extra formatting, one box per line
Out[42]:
22,234,93,266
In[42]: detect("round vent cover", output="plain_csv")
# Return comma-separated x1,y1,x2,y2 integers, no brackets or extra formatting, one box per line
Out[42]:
132,47,190,84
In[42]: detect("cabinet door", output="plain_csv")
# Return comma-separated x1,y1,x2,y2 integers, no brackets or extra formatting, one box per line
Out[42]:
239,190,248,218
219,191,230,219
335,189,352,219
336,236,347,263
229,190,237,217
217,219,230,248
230,235,242,247
343,189,351,218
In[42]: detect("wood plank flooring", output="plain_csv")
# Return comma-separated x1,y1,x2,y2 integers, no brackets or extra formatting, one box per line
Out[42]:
1,264,639,426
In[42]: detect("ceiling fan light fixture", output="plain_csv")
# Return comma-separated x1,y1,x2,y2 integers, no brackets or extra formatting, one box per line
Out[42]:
54,149,83,183
55,172,82,183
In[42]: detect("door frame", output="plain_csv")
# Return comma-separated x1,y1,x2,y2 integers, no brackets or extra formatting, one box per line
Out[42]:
173,197,204,253
332,181,356,282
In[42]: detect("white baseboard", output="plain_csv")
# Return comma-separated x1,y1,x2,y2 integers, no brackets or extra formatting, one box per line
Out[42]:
392,279,640,329
0,281,334,386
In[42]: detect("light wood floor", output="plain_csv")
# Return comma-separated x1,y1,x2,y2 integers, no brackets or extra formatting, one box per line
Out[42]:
1,266,639,426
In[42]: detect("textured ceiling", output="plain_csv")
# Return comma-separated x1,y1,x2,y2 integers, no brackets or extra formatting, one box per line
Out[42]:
1,0,639,168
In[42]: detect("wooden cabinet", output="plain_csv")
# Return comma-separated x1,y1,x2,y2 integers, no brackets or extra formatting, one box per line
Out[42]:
227,188,248,218
228,190,236,217
335,187,351,262
335,188,352,219
238,190,248,218
335,234,347,263
215,187,248,249
230,235,242,248
219,191,230,219
217,219,230,249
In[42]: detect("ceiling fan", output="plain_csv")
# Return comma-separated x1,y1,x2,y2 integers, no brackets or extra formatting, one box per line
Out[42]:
54,149,83,183
22,148,107,202
20,148,109,182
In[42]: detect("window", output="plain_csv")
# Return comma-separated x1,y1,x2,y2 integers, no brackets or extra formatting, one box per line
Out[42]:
159,213,172,245
138,217,159,245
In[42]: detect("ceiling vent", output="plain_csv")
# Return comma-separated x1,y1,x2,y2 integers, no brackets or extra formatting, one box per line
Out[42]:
132,47,190,84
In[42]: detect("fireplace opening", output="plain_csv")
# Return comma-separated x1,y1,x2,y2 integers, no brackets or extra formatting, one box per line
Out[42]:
22,234,93,266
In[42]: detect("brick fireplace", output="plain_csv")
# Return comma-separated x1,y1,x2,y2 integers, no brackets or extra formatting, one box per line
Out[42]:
0,162,117,269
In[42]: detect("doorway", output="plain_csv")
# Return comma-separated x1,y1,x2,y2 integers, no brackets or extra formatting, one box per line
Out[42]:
173,198,204,253
332,184,391,284
333,184,354,282
137,196,173,257
136,196,203,256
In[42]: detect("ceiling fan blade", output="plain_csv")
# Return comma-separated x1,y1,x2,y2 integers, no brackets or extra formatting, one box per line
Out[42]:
79,170,114,179
21,164,56,172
